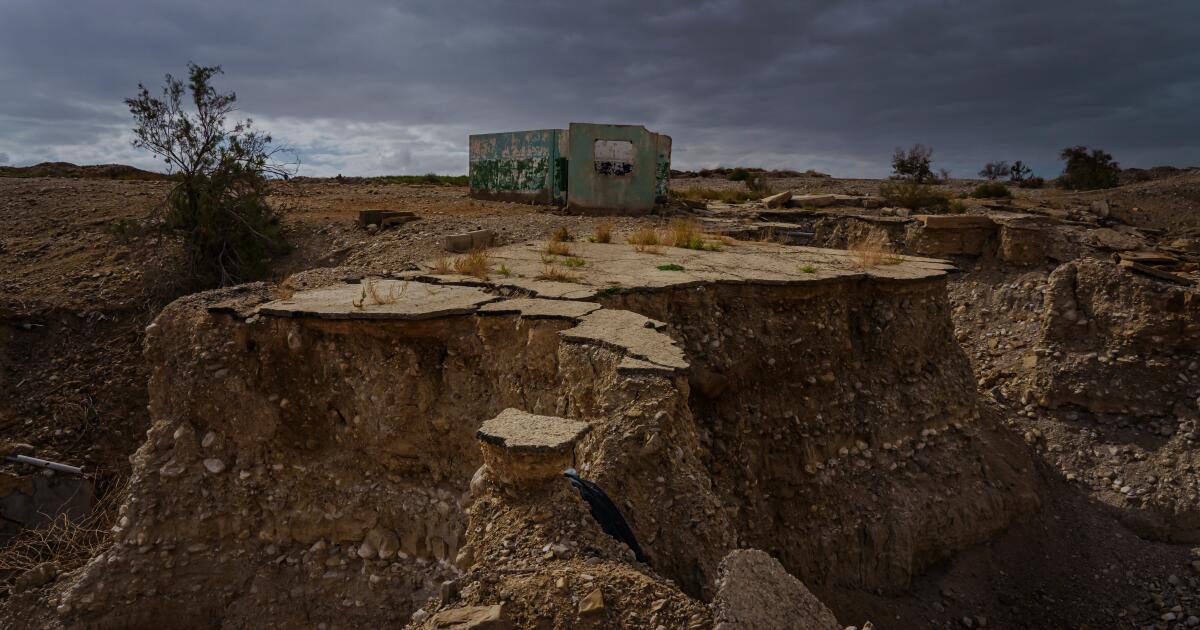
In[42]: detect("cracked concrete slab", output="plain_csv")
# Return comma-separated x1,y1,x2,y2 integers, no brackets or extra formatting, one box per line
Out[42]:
433,241,954,296
476,408,591,453
478,298,601,319
258,281,499,320
560,309,688,373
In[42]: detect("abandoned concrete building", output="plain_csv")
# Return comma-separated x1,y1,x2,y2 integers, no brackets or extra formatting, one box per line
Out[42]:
468,122,671,214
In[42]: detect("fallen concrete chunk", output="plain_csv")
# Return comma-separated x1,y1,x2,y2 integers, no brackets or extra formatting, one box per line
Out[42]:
761,190,792,209
916,214,995,229
1119,250,1180,266
1119,259,1195,286
788,193,838,208
428,604,512,629
712,549,839,630
357,209,417,228
444,229,496,253
1086,227,1142,251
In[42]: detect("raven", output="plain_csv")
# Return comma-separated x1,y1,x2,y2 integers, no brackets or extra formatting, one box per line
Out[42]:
563,468,648,563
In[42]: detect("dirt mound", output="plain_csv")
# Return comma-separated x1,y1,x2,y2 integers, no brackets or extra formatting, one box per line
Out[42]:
0,162,171,181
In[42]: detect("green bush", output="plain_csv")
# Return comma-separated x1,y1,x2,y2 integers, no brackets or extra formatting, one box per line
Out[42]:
727,168,751,182
1057,146,1120,190
126,63,293,286
969,182,1012,199
891,144,936,183
1018,176,1045,189
879,180,950,211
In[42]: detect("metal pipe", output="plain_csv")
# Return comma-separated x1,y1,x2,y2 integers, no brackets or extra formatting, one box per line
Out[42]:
5,454,83,475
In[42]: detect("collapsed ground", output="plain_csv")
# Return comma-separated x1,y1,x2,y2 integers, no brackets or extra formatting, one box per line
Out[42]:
1,168,1199,628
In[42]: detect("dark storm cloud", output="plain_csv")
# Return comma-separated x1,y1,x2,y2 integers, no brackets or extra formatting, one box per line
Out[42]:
0,0,1197,177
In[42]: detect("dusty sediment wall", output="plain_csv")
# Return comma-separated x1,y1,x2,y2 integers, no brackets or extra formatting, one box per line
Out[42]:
1033,258,1200,417
51,241,1042,627
53,283,728,627
602,278,1038,590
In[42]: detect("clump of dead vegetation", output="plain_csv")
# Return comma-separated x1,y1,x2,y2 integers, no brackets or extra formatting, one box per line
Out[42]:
664,219,723,251
627,221,727,254
429,250,492,280
849,230,904,268
589,221,614,244
627,228,662,253
453,249,492,280
353,278,409,308
535,266,579,283
0,478,129,589
545,240,573,256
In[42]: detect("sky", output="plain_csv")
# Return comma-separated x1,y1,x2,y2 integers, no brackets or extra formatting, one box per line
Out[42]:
0,0,1197,179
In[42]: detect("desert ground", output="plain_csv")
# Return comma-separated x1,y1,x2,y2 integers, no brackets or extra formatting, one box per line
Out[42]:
2,165,1200,628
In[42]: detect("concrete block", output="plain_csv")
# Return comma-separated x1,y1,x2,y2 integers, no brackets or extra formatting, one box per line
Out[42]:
444,230,496,253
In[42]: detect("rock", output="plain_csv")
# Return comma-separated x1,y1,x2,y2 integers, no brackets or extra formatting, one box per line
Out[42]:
579,588,605,615
364,527,400,559
427,604,512,629
158,459,185,478
203,458,225,474
11,562,57,593
712,549,839,629
788,194,838,208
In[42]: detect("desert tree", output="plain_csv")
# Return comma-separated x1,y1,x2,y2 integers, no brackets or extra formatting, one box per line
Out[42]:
1008,160,1032,183
891,144,936,183
126,63,295,286
1057,146,1120,190
978,161,1011,181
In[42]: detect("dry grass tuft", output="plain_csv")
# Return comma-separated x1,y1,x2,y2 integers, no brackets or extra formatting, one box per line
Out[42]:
432,256,453,274
549,226,573,243
665,219,702,248
535,265,579,283
0,477,128,580
664,219,722,251
715,234,738,247
545,240,573,257
591,221,614,244
453,249,492,280
849,230,903,268
627,228,661,253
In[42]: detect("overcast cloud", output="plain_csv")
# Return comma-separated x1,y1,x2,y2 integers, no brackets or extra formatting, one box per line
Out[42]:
0,0,1197,178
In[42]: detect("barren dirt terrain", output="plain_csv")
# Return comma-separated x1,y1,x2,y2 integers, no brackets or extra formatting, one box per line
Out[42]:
2,167,1200,629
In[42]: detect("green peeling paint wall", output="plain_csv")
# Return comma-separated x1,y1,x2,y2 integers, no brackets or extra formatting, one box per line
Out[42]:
468,123,671,214
468,129,566,204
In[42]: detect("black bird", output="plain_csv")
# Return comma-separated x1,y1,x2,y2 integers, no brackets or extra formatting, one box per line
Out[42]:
563,468,648,563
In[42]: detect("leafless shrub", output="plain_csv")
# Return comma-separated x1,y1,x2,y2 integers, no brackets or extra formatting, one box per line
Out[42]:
364,278,407,305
